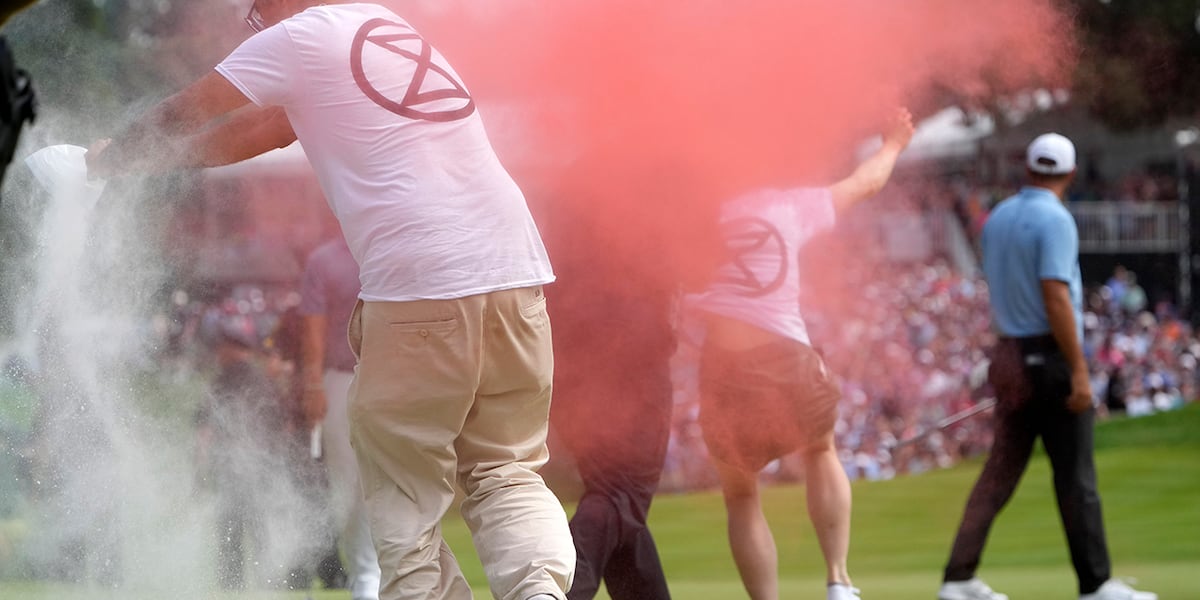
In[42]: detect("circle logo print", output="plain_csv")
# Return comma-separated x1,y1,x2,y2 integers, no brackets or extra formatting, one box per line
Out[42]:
350,18,475,122
717,217,788,297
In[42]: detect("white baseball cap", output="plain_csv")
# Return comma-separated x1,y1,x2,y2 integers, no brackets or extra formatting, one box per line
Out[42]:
1026,133,1076,175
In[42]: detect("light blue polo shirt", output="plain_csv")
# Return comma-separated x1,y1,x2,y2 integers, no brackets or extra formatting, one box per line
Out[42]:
981,186,1083,339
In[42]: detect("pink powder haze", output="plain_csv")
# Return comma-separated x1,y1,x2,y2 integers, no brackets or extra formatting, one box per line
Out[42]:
388,0,1080,478
403,0,1077,288
413,0,1076,183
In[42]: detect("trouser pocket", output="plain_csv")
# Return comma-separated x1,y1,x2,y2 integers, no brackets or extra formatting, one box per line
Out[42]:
347,299,364,361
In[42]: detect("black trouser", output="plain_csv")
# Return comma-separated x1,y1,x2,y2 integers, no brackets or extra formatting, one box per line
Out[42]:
552,355,673,600
943,335,1111,595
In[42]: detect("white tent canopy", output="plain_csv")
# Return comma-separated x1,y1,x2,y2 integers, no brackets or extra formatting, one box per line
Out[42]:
901,106,995,162
855,106,995,164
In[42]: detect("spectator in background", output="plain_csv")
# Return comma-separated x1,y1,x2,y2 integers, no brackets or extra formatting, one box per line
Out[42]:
540,166,704,600
1119,273,1147,316
267,303,351,592
546,277,676,600
298,236,380,600
1105,266,1128,308
1084,275,1197,417
1123,380,1153,417
196,325,291,590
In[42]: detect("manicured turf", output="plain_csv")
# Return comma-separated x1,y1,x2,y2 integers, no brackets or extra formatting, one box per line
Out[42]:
2,404,1196,599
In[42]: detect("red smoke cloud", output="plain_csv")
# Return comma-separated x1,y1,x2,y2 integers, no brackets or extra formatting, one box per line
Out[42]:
413,0,1075,184
399,1,1078,480
405,0,1076,287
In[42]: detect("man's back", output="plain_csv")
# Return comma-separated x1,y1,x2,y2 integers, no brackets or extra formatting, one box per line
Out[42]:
217,3,552,302
981,186,1082,338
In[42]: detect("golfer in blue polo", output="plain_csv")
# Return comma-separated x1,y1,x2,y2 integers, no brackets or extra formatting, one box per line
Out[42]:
937,134,1155,600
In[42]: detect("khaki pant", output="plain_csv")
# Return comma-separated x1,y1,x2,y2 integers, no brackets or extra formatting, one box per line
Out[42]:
346,286,575,600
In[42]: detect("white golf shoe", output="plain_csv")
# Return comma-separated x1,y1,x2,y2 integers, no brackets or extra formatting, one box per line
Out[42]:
938,577,1008,600
828,582,861,600
1079,579,1157,600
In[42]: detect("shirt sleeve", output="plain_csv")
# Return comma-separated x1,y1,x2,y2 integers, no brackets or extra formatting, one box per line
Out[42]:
298,251,328,316
214,23,304,107
1038,209,1078,282
788,187,837,236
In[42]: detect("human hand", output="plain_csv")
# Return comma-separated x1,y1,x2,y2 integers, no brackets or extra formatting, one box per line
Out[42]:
1068,369,1093,414
84,138,112,180
882,107,915,152
303,385,328,427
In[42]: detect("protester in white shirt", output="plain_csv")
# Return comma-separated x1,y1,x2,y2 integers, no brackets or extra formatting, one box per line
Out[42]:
688,109,913,600
87,2,574,599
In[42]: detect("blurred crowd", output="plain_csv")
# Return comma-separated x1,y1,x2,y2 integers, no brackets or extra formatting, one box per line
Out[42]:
1085,266,1196,418
156,283,347,591
659,202,1195,492
5,230,1199,585
155,284,299,367
1076,170,1183,204
953,166,1182,210
99,178,1174,504
665,257,996,492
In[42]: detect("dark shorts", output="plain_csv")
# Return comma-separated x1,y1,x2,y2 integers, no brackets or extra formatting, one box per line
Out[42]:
698,338,842,472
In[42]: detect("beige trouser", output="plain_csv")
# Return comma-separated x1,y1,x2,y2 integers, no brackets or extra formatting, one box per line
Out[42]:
346,286,575,600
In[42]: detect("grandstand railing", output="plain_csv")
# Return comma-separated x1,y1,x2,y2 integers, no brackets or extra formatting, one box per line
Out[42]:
1070,201,1184,253
878,209,980,275
938,211,981,277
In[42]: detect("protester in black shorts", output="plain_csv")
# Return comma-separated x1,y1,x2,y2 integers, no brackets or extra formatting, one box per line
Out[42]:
686,109,912,600
699,340,840,473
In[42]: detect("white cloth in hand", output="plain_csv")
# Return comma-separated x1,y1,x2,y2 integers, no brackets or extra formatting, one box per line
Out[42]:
24,144,107,209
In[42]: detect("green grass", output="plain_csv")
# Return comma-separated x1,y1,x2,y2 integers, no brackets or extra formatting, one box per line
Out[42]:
2,405,1197,599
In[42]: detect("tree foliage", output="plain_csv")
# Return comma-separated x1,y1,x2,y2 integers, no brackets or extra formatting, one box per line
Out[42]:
1071,0,1200,130
1,0,250,139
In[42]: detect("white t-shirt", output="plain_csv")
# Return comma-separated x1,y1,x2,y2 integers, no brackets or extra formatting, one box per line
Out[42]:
687,187,837,345
215,3,553,301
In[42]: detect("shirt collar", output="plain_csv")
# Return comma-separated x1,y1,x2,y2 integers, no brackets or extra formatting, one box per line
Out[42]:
1019,186,1062,203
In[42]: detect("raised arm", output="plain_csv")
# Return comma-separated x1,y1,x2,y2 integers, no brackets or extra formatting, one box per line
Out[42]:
829,108,915,213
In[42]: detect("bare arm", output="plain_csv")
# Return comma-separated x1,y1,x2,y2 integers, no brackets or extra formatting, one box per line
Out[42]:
87,71,263,176
1041,279,1092,412
184,105,297,169
300,313,328,426
829,108,915,213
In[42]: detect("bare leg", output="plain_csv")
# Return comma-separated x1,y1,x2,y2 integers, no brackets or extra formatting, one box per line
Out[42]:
802,431,852,586
715,460,778,600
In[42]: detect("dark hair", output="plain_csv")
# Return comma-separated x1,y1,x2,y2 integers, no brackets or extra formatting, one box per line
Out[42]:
1026,169,1073,188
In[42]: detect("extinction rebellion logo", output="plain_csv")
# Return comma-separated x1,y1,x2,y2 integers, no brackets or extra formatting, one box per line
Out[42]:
350,18,476,122
718,217,788,297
